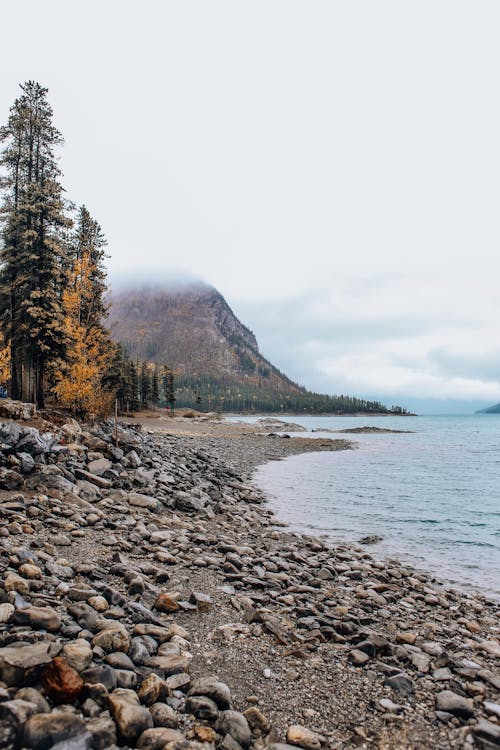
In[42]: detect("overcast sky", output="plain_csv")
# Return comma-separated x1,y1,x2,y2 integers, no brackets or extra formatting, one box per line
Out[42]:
2,1,500,411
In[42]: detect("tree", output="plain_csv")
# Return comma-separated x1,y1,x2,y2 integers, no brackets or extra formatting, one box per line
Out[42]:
70,205,108,327
52,253,114,417
162,366,176,415
152,365,160,408
140,362,151,407
0,81,69,406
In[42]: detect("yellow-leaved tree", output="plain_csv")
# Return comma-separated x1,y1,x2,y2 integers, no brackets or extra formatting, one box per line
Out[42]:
52,251,115,418
0,342,10,389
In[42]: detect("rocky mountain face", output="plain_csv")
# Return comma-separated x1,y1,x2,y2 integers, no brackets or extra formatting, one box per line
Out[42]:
108,281,298,392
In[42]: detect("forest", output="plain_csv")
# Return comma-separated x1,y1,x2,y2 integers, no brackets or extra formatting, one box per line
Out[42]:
0,82,406,418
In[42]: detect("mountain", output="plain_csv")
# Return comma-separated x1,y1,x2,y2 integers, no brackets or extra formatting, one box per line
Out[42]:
476,403,500,414
108,280,298,387
107,280,397,414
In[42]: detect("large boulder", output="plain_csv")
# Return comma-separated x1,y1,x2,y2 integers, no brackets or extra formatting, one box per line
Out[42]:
0,399,36,421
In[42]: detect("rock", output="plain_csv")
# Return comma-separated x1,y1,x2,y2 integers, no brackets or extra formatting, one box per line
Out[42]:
4,571,30,594
108,688,153,744
18,452,36,473
137,727,185,750
484,701,500,719
384,674,414,696
138,674,170,706
188,677,232,709
127,492,161,511
92,625,131,654
15,688,50,714
155,592,180,613
215,710,252,748
0,419,22,445
286,725,323,750
186,695,219,720
0,603,14,623
350,649,370,666
0,399,35,420
145,654,190,675
81,663,118,691
22,712,86,750
436,690,475,719
243,707,271,737
0,468,24,489
379,698,402,714
473,718,500,746
189,591,212,611
62,640,93,673
52,534,72,546
87,595,109,612
0,641,61,686
13,605,61,632
85,716,118,750
18,562,41,579
149,702,179,728
87,458,112,476
41,656,84,703
0,699,41,729
50,733,93,750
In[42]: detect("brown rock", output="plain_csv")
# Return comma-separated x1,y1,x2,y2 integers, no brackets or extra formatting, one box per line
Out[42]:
138,674,171,706
286,725,323,750
155,592,181,613
108,688,153,743
42,657,84,704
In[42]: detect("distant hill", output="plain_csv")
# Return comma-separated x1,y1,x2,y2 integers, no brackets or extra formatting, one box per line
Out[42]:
476,403,500,414
108,280,400,414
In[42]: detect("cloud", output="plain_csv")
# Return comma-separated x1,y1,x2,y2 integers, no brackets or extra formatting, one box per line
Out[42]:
232,273,500,403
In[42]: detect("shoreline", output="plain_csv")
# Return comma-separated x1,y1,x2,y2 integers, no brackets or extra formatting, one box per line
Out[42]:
0,411,499,748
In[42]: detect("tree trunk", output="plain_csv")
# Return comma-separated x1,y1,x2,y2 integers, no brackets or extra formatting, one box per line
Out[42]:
36,359,45,408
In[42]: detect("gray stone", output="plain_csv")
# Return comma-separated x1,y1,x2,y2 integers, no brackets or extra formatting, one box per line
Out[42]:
22,712,86,750
149,702,179,728
473,718,500,746
215,710,252,748
87,458,113,476
0,641,61,686
81,663,118,691
186,695,219,720
85,716,118,750
127,492,161,511
436,690,474,719
188,677,232,709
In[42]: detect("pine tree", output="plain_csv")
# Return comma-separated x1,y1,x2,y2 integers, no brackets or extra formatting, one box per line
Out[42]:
152,365,160,408
70,205,108,328
165,368,176,415
140,362,151,407
0,81,69,406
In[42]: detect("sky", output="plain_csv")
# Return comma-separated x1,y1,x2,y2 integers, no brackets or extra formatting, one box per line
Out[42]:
1,1,500,412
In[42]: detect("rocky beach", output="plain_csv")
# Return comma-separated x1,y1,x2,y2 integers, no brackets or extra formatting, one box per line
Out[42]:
0,403,499,750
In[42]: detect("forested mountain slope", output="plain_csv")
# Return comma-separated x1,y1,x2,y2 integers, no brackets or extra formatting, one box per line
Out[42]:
108,281,396,414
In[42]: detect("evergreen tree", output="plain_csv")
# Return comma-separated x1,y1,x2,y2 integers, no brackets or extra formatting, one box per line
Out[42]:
165,368,176,415
0,81,69,406
152,365,160,408
70,205,108,328
140,362,151,407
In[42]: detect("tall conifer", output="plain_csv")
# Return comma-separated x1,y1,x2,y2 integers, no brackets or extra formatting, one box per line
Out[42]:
0,82,68,406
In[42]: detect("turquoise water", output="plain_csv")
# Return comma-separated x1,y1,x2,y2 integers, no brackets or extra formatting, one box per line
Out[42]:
230,414,500,599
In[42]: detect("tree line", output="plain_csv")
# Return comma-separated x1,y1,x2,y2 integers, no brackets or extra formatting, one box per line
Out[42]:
0,81,178,418
0,82,407,419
